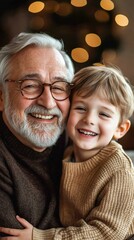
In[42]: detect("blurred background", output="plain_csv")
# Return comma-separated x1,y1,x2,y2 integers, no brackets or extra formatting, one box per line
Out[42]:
0,0,133,150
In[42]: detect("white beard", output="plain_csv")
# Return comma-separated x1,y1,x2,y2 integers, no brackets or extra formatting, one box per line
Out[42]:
4,97,65,148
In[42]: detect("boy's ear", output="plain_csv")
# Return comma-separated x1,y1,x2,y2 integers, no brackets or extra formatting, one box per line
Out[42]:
0,89,4,111
113,120,131,140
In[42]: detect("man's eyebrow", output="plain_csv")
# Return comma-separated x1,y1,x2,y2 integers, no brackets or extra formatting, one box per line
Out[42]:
20,73,41,79
53,76,68,82
19,74,68,82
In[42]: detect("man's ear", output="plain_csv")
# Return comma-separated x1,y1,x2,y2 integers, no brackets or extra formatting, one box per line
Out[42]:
0,89,4,111
113,119,131,140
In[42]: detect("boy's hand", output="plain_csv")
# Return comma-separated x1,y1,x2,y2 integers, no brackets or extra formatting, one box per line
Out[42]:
0,216,33,240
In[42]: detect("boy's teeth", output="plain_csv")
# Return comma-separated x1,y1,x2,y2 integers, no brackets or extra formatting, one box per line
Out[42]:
79,129,96,136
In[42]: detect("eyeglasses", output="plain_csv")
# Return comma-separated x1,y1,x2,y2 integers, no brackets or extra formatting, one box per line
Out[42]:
5,79,74,101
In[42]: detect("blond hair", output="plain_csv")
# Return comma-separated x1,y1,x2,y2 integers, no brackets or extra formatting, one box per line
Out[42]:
71,65,134,122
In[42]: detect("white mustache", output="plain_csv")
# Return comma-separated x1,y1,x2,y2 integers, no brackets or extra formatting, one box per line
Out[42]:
25,105,62,118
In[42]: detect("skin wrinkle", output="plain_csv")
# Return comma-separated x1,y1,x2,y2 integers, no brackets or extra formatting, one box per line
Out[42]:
2,47,70,152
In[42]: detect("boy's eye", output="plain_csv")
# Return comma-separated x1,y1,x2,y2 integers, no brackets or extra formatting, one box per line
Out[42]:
100,112,111,118
75,106,86,111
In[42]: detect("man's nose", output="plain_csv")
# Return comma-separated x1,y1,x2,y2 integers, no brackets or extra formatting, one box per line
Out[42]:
36,86,57,109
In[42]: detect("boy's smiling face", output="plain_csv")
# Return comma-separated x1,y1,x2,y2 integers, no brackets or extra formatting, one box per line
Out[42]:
67,92,130,161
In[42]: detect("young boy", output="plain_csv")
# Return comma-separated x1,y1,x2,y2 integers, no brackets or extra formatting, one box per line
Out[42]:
1,65,134,240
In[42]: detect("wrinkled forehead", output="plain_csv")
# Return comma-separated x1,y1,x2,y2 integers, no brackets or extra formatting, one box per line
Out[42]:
7,46,67,79
10,46,66,66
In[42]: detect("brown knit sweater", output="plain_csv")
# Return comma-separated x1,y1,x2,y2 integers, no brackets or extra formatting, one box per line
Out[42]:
33,141,134,240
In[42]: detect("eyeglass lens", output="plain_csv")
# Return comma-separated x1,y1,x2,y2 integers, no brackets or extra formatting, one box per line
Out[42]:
20,79,71,100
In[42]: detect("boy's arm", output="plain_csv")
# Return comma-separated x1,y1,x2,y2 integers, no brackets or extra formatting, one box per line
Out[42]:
1,170,134,240
0,218,89,240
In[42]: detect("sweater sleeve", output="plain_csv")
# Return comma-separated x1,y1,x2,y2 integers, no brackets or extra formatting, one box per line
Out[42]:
33,220,92,240
0,159,23,230
33,169,134,240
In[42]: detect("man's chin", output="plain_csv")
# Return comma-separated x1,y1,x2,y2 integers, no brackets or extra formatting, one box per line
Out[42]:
28,130,62,148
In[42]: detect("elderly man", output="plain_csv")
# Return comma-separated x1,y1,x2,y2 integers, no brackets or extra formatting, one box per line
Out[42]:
0,32,74,231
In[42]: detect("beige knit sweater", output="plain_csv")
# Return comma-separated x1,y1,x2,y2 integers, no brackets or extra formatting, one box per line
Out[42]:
33,141,134,240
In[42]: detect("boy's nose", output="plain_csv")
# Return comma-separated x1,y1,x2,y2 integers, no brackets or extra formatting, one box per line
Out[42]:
83,112,96,125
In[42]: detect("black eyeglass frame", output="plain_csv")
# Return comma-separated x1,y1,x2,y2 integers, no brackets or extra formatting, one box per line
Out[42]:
5,79,74,101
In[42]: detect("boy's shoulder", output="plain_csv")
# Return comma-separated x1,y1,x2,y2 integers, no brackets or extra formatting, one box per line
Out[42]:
101,141,134,173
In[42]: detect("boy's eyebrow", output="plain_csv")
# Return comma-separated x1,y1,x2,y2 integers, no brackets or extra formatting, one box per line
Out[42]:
72,101,117,113
72,99,85,104
101,106,116,114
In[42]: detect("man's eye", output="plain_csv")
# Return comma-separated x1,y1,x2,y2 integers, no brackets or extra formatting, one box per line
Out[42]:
52,86,65,92
21,79,40,90
22,84,38,90
24,84,35,88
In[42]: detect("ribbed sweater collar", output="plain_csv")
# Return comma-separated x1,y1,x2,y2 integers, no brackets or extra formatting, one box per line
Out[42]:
64,141,123,169
0,112,52,162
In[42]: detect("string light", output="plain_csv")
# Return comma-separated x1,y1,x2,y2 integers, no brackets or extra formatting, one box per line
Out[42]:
85,33,101,47
28,1,45,13
55,3,73,16
95,10,110,22
115,14,129,27
71,0,87,7
100,0,114,11
71,48,89,63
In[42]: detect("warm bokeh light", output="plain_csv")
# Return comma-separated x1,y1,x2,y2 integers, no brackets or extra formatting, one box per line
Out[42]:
100,0,114,11
85,33,101,47
115,14,129,27
45,0,59,13
71,0,87,7
93,62,105,66
29,16,45,30
95,10,110,22
102,49,117,62
55,2,73,16
71,48,89,63
28,1,45,13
